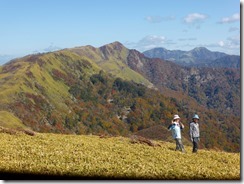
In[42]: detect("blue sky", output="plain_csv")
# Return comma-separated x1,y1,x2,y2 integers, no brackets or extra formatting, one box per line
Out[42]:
0,0,240,64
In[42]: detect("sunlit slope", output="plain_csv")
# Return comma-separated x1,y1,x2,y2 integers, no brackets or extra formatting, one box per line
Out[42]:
0,111,26,129
0,132,240,179
0,50,101,128
0,43,153,130
0,51,97,100
69,42,153,87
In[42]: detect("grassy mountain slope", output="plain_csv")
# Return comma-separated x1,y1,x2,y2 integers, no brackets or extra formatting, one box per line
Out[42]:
69,42,153,87
0,111,26,129
0,51,99,103
0,48,162,135
0,42,240,152
0,50,101,131
0,132,240,179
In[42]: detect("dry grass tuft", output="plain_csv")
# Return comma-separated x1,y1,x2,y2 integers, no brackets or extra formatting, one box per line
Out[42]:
0,126,17,135
130,135,161,147
20,129,36,136
0,126,36,136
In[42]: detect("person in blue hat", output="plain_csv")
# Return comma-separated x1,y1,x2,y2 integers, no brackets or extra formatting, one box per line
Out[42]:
189,114,200,153
168,114,186,153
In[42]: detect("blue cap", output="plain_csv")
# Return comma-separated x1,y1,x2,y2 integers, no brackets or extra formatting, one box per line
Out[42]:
192,114,199,119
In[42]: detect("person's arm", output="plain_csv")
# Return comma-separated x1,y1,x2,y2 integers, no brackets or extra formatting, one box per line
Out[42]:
168,120,174,130
180,122,184,129
168,124,172,130
198,124,200,137
189,123,193,141
198,124,200,141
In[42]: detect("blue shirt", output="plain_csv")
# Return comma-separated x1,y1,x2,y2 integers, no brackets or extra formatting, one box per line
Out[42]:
168,123,183,139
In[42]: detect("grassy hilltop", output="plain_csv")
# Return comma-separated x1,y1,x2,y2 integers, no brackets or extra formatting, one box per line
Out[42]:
0,130,240,180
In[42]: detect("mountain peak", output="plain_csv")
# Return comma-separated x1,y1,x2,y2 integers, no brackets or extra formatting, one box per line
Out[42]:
191,47,210,52
148,47,168,51
102,41,126,50
193,46,207,49
110,41,124,46
98,41,128,59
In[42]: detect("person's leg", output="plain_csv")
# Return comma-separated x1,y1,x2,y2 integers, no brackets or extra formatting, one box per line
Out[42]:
177,139,186,152
175,139,180,151
193,137,198,153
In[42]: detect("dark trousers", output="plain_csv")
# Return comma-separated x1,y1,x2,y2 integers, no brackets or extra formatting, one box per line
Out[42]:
175,138,185,152
192,137,199,153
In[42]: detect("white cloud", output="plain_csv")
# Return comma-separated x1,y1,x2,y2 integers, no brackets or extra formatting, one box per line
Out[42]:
139,35,166,45
124,35,175,51
215,35,240,55
184,13,208,24
229,27,239,32
219,13,240,24
213,36,239,51
43,45,62,52
145,16,175,23
137,35,166,51
33,44,62,54
124,33,240,55
145,16,163,23
178,38,197,41
218,41,225,47
226,35,240,48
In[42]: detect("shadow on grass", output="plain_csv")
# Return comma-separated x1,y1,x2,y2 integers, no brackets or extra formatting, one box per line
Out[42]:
0,171,157,180
168,147,176,151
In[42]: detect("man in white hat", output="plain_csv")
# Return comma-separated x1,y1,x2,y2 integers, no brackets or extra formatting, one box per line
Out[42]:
189,114,200,153
168,114,186,153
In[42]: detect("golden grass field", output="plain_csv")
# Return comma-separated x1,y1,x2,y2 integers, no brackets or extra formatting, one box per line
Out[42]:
0,131,240,180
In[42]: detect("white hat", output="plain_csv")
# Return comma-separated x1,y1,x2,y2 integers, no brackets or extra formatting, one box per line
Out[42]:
192,114,199,119
173,114,180,120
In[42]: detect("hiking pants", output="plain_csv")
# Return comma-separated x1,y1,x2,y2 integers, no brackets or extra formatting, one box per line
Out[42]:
175,138,185,152
192,137,199,153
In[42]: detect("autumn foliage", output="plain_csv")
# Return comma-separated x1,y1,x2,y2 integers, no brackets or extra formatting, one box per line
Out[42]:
0,47,240,153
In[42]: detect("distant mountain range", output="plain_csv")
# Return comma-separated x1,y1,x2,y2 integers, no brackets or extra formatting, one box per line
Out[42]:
0,55,17,65
143,47,240,68
0,41,240,152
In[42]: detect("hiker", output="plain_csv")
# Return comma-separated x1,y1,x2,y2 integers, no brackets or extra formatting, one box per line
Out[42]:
189,114,200,153
168,114,186,153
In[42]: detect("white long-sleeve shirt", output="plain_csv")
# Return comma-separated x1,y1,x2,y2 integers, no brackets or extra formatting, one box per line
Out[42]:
189,122,200,139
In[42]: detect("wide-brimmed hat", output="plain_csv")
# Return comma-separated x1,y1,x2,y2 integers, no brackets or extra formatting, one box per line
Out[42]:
173,114,180,120
192,114,199,119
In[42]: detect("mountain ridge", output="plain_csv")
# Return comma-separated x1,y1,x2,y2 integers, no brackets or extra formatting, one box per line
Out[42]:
0,41,240,152
143,46,240,68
